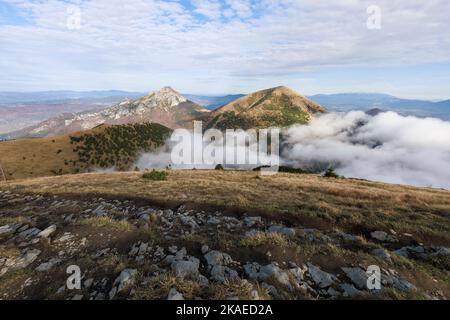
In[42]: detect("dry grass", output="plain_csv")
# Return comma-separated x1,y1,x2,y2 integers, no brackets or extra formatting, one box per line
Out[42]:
208,279,256,300
239,232,290,247
132,274,202,300
1,170,450,245
0,133,81,180
77,217,134,232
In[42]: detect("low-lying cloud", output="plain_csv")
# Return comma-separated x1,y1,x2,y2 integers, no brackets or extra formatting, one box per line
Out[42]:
136,111,450,190
282,111,450,190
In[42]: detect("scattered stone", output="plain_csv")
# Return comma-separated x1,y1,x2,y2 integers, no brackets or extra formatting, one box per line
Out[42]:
12,249,41,270
201,245,210,254
35,257,62,272
207,217,221,225
371,248,391,260
110,269,137,299
268,225,295,237
383,276,416,292
84,278,94,289
37,225,57,238
307,263,337,288
204,250,238,283
171,257,200,279
394,246,427,259
340,283,363,297
0,225,14,236
370,231,397,242
56,232,74,243
168,288,184,300
243,216,262,227
342,267,368,290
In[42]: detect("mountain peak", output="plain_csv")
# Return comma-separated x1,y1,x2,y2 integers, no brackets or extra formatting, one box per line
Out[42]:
143,86,187,109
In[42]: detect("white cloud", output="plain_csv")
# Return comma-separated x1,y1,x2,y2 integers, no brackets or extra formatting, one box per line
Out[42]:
191,0,222,19
0,0,449,94
225,0,252,18
282,111,450,190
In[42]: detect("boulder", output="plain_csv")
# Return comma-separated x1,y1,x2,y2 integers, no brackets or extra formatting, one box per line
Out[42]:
341,267,368,290
38,225,57,238
307,263,337,288
171,257,200,279
168,288,184,300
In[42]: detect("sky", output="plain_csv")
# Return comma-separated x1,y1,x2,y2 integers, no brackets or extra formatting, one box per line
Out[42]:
0,0,450,99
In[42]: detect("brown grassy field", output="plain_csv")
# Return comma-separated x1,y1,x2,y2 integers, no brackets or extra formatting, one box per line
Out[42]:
0,123,170,180
0,132,79,180
2,170,449,246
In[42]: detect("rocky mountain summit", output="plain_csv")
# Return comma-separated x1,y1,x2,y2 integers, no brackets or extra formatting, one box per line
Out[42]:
1,189,448,300
6,87,209,138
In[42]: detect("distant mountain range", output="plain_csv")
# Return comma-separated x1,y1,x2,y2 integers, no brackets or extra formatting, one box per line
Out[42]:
3,87,210,139
307,93,450,120
0,90,449,138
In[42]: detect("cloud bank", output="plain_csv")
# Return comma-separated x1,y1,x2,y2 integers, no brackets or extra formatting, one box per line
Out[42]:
137,111,450,190
282,111,450,190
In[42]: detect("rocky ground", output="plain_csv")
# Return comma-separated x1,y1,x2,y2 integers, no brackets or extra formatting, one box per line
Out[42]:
0,190,449,300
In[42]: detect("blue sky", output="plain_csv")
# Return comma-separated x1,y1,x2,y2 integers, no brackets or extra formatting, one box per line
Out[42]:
1,0,450,100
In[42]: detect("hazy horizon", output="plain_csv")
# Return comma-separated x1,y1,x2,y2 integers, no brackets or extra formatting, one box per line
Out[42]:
1,1,450,100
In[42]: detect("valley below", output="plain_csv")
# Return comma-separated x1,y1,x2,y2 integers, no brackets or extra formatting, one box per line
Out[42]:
0,170,449,300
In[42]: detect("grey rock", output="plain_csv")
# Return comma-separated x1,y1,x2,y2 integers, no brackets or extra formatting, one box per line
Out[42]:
210,265,239,283
84,278,94,289
180,216,199,229
430,246,450,257
204,250,233,267
207,217,221,225
111,269,137,298
171,257,200,279
168,288,184,300
340,283,363,297
371,230,397,242
243,216,262,227
307,263,337,288
371,248,391,260
243,263,261,280
35,257,62,272
268,225,295,237
37,225,57,238
384,276,416,292
18,227,41,239
13,249,41,270
56,232,74,243
259,263,291,287
201,245,210,254
0,225,14,236
342,267,368,290
335,231,360,242
394,246,427,259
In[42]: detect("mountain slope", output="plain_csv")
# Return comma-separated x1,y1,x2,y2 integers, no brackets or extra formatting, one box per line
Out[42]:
0,170,448,299
205,86,326,130
0,122,172,180
5,87,209,139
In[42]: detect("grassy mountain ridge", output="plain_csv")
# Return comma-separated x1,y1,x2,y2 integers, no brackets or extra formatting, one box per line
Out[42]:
0,123,172,180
